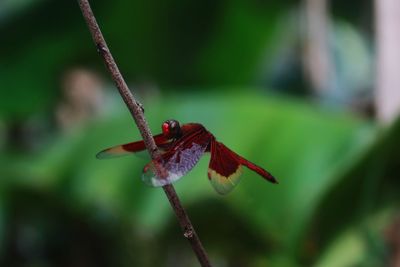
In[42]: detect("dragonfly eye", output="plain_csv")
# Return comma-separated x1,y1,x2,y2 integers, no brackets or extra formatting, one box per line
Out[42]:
162,122,170,136
162,119,181,138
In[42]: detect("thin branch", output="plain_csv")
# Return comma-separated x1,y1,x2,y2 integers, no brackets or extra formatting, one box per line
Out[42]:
76,1,212,266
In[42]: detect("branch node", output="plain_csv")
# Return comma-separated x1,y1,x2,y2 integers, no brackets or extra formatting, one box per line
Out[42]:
184,227,194,239
96,43,108,54
136,100,145,113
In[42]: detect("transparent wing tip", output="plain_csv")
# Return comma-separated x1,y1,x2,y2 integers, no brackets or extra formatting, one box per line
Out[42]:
96,146,132,159
208,166,243,195
141,161,183,187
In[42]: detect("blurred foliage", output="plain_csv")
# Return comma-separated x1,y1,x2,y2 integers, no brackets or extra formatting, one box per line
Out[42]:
2,91,394,267
1,0,399,266
0,0,296,119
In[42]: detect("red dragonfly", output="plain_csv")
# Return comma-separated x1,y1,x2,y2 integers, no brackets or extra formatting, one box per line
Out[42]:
97,120,277,194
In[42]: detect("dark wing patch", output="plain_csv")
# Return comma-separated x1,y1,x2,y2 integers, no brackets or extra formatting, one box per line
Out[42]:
208,141,278,194
142,129,211,187
96,134,171,159
208,141,243,195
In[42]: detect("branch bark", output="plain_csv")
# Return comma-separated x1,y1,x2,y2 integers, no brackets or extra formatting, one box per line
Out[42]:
77,1,211,266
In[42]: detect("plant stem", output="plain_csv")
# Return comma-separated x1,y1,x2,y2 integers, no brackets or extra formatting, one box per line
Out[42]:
77,1,212,266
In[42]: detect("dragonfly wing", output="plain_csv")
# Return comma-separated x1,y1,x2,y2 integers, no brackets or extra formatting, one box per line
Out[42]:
207,141,277,194
96,134,171,159
208,141,243,195
142,128,211,187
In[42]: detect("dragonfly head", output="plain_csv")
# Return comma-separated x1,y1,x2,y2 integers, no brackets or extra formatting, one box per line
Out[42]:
162,119,182,139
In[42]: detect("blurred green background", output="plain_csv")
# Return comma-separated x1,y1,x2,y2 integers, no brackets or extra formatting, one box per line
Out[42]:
1,0,400,266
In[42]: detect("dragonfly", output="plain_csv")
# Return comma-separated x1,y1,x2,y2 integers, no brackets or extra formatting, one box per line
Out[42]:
96,119,277,194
